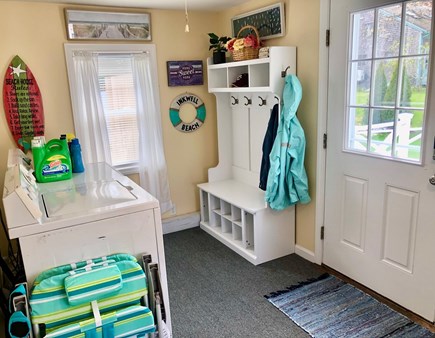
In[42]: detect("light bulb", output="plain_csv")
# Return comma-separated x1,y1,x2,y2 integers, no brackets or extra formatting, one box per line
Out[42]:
184,0,190,33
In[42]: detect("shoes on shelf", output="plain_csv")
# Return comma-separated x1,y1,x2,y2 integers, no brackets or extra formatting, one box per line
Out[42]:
231,73,249,87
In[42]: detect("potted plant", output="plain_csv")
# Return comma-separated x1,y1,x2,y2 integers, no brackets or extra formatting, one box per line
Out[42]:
208,33,231,64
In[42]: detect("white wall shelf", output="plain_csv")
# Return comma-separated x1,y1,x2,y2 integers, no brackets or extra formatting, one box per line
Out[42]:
207,47,295,93
199,46,297,265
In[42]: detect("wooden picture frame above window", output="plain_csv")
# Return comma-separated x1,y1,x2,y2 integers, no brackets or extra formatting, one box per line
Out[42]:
65,9,151,41
231,3,285,40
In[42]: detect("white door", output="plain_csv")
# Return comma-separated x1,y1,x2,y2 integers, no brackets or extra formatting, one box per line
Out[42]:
323,0,435,320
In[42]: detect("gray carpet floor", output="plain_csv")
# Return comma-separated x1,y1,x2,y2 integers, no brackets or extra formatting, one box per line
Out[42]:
163,227,325,338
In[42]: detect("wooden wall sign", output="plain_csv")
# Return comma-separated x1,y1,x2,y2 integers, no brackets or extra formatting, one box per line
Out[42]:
3,55,44,151
167,60,203,87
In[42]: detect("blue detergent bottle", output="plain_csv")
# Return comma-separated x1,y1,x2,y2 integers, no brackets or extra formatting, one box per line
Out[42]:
70,138,85,173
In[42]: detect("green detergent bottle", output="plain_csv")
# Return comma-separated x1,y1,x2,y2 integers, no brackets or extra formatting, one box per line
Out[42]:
32,137,72,183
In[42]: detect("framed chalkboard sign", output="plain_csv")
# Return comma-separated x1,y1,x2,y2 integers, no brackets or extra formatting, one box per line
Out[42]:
231,3,285,40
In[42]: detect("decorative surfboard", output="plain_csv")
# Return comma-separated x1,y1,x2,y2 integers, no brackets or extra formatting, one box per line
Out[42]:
3,55,44,151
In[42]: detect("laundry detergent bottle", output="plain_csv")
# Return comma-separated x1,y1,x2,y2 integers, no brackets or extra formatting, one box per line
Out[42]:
32,137,72,183
70,138,85,173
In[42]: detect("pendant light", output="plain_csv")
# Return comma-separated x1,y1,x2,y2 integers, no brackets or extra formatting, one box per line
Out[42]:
184,0,190,33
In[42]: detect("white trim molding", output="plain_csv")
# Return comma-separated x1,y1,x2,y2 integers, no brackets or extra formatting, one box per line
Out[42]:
162,212,200,234
314,0,331,265
295,244,316,263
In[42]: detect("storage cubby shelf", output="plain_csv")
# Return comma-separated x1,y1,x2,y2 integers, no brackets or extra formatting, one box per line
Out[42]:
199,180,295,265
199,46,297,265
198,180,266,214
207,46,296,94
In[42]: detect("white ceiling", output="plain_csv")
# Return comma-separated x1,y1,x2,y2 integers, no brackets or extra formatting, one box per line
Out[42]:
16,0,252,11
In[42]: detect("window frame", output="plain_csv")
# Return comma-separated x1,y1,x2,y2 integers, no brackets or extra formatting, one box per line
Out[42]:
64,43,161,175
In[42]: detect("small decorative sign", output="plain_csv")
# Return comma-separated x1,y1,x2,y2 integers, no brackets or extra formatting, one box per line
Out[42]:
169,93,206,133
3,55,44,151
167,60,203,87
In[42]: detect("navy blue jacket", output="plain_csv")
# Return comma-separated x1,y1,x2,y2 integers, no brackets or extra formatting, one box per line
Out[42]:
259,104,279,191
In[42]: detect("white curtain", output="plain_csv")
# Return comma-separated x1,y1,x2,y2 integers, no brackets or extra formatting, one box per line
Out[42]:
71,50,173,214
132,53,173,214
71,52,112,165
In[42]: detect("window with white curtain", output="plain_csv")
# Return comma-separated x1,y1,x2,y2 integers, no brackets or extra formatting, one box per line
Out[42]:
64,44,173,213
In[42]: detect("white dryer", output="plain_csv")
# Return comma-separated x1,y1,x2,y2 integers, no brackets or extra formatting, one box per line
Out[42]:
2,150,171,333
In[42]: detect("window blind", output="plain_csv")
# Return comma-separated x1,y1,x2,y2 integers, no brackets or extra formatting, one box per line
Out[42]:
97,55,139,167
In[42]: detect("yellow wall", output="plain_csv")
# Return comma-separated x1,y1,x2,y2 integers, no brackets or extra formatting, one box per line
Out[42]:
0,1,220,255
0,0,320,256
220,0,320,251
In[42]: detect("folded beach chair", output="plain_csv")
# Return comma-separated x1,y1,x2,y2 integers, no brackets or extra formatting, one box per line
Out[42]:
29,253,156,338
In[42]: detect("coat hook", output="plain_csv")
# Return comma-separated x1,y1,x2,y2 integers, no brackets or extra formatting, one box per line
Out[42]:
258,96,267,106
231,95,239,105
244,96,251,106
274,95,279,102
281,66,291,78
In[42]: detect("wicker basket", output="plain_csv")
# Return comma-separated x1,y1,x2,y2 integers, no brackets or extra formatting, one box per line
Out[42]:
231,25,260,61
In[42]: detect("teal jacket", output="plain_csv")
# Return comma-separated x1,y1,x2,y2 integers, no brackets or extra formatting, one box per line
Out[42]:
265,74,311,210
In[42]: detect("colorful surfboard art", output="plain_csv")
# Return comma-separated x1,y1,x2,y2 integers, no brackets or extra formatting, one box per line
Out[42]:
3,55,44,151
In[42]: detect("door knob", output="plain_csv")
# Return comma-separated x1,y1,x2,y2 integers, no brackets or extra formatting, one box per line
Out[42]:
429,175,435,185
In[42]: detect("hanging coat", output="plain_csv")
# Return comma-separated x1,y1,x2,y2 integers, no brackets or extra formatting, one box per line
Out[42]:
259,104,279,191
265,74,311,210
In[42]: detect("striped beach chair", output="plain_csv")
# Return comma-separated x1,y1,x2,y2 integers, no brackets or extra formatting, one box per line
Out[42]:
29,254,156,337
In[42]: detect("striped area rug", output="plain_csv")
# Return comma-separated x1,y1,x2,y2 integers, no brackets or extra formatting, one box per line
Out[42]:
265,274,434,338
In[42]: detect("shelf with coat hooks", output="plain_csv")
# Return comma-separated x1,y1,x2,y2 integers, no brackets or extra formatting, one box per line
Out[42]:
199,46,297,265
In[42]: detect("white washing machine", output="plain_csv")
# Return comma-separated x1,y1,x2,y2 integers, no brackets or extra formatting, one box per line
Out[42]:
2,149,171,333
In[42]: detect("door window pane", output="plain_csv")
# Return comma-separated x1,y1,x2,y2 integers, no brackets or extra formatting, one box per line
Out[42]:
370,109,394,156
403,0,432,55
399,56,429,108
375,4,402,58
348,108,369,151
349,61,371,106
395,110,423,160
346,0,432,163
351,10,375,60
373,59,398,107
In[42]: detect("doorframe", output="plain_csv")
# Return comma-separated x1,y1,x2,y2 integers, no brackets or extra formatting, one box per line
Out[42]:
314,0,331,265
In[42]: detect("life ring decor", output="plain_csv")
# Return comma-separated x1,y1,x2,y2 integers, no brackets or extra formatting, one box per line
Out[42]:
169,93,206,133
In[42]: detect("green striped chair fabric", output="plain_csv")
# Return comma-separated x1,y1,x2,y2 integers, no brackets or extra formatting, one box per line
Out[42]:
33,254,137,286
64,264,123,306
43,305,155,337
29,254,154,335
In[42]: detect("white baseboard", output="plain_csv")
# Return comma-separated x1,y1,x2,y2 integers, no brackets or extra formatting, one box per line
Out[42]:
295,244,316,263
162,212,200,234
